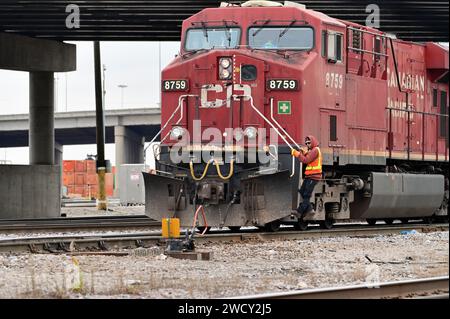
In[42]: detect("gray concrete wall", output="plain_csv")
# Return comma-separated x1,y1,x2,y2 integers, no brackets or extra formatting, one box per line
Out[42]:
0,165,61,219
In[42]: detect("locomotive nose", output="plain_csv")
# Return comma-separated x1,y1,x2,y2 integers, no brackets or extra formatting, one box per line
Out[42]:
193,52,266,135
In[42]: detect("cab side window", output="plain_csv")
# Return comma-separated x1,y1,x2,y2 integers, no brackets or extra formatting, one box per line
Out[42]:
325,32,343,63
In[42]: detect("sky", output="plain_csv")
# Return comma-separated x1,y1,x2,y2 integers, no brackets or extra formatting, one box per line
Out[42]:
0,41,180,165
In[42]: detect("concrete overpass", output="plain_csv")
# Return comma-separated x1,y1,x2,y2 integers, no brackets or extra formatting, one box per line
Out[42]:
0,107,161,147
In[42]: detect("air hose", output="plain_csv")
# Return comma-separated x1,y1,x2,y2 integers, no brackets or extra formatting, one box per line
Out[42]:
189,159,212,181
191,205,208,236
214,158,234,180
189,158,235,181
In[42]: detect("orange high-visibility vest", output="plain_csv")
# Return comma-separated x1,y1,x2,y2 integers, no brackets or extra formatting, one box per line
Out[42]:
305,147,322,176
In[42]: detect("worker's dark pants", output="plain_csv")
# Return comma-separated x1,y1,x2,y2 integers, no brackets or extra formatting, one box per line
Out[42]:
297,178,319,216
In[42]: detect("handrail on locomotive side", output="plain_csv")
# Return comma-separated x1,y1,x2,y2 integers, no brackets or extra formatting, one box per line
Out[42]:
269,97,304,180
143,94,198,168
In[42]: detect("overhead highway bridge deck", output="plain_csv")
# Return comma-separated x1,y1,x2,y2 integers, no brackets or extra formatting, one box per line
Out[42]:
0,0,448,42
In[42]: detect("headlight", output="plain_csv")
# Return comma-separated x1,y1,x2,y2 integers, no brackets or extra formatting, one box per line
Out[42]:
233,128,244,142
220,69,231,80
244,127,258,139
170,126,185,140
219,57,233,80
220,58,231,69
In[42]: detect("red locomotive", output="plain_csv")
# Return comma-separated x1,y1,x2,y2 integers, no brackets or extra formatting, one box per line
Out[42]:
144,0,449,231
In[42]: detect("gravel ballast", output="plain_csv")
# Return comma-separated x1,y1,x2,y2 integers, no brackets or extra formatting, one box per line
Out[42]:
0,230,447,298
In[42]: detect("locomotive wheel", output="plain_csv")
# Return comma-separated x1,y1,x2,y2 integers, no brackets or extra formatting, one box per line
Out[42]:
196,226,211,234
294,219,309,231
228,226,241,232
384,219,394,225
320,218,334,230
264,221,281,232
366,219,377,226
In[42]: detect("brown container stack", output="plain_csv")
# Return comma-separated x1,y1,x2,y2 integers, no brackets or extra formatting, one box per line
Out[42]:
62,160,115,198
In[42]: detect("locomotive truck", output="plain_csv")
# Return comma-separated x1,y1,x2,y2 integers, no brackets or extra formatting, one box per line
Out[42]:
144,0,449,231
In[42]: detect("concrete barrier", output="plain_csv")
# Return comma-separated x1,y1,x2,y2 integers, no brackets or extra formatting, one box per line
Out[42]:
0,165,61,219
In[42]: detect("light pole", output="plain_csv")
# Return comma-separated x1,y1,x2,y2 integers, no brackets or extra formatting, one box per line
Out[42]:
54,74,59,112
65,73,68,112
118,84,128,108
102,64,107,109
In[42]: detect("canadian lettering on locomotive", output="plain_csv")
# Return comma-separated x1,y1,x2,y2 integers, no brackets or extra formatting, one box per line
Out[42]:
143,0,449,232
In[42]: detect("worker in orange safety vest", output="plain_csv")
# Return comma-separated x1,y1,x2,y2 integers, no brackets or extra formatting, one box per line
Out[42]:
291,135,322,218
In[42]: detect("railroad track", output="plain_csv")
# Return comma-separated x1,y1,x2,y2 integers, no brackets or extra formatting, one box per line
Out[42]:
233,276,449,299
0,223,447,253
0,215,160,234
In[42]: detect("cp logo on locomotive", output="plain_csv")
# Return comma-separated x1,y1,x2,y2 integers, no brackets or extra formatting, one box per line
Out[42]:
200,84,251,108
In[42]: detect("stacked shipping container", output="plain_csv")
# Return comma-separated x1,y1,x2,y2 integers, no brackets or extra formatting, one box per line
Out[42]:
63,160,115,198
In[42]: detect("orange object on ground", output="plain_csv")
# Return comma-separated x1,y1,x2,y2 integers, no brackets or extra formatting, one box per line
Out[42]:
162,218,181,238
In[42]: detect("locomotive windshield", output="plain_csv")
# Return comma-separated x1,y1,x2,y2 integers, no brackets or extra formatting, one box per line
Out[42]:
185,27,241,51
248,26,314,50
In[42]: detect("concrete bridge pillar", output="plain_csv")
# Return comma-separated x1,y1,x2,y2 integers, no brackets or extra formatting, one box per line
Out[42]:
54,142,63,167
0,32,75,219
114,125,145,196
29,71,55,165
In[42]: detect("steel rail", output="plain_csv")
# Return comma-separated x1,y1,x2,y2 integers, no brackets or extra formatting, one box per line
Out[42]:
0,216,160,235
233,276,449,299
0,223,447,254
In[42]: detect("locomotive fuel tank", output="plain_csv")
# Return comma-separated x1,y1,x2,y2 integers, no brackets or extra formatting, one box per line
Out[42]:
350,173,445,219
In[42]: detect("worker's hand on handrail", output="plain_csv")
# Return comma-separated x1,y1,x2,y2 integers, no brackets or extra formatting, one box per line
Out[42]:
291,148,301,157
291,147,307,157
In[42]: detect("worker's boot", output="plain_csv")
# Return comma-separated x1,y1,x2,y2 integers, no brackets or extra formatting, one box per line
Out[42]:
303,207,315,218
